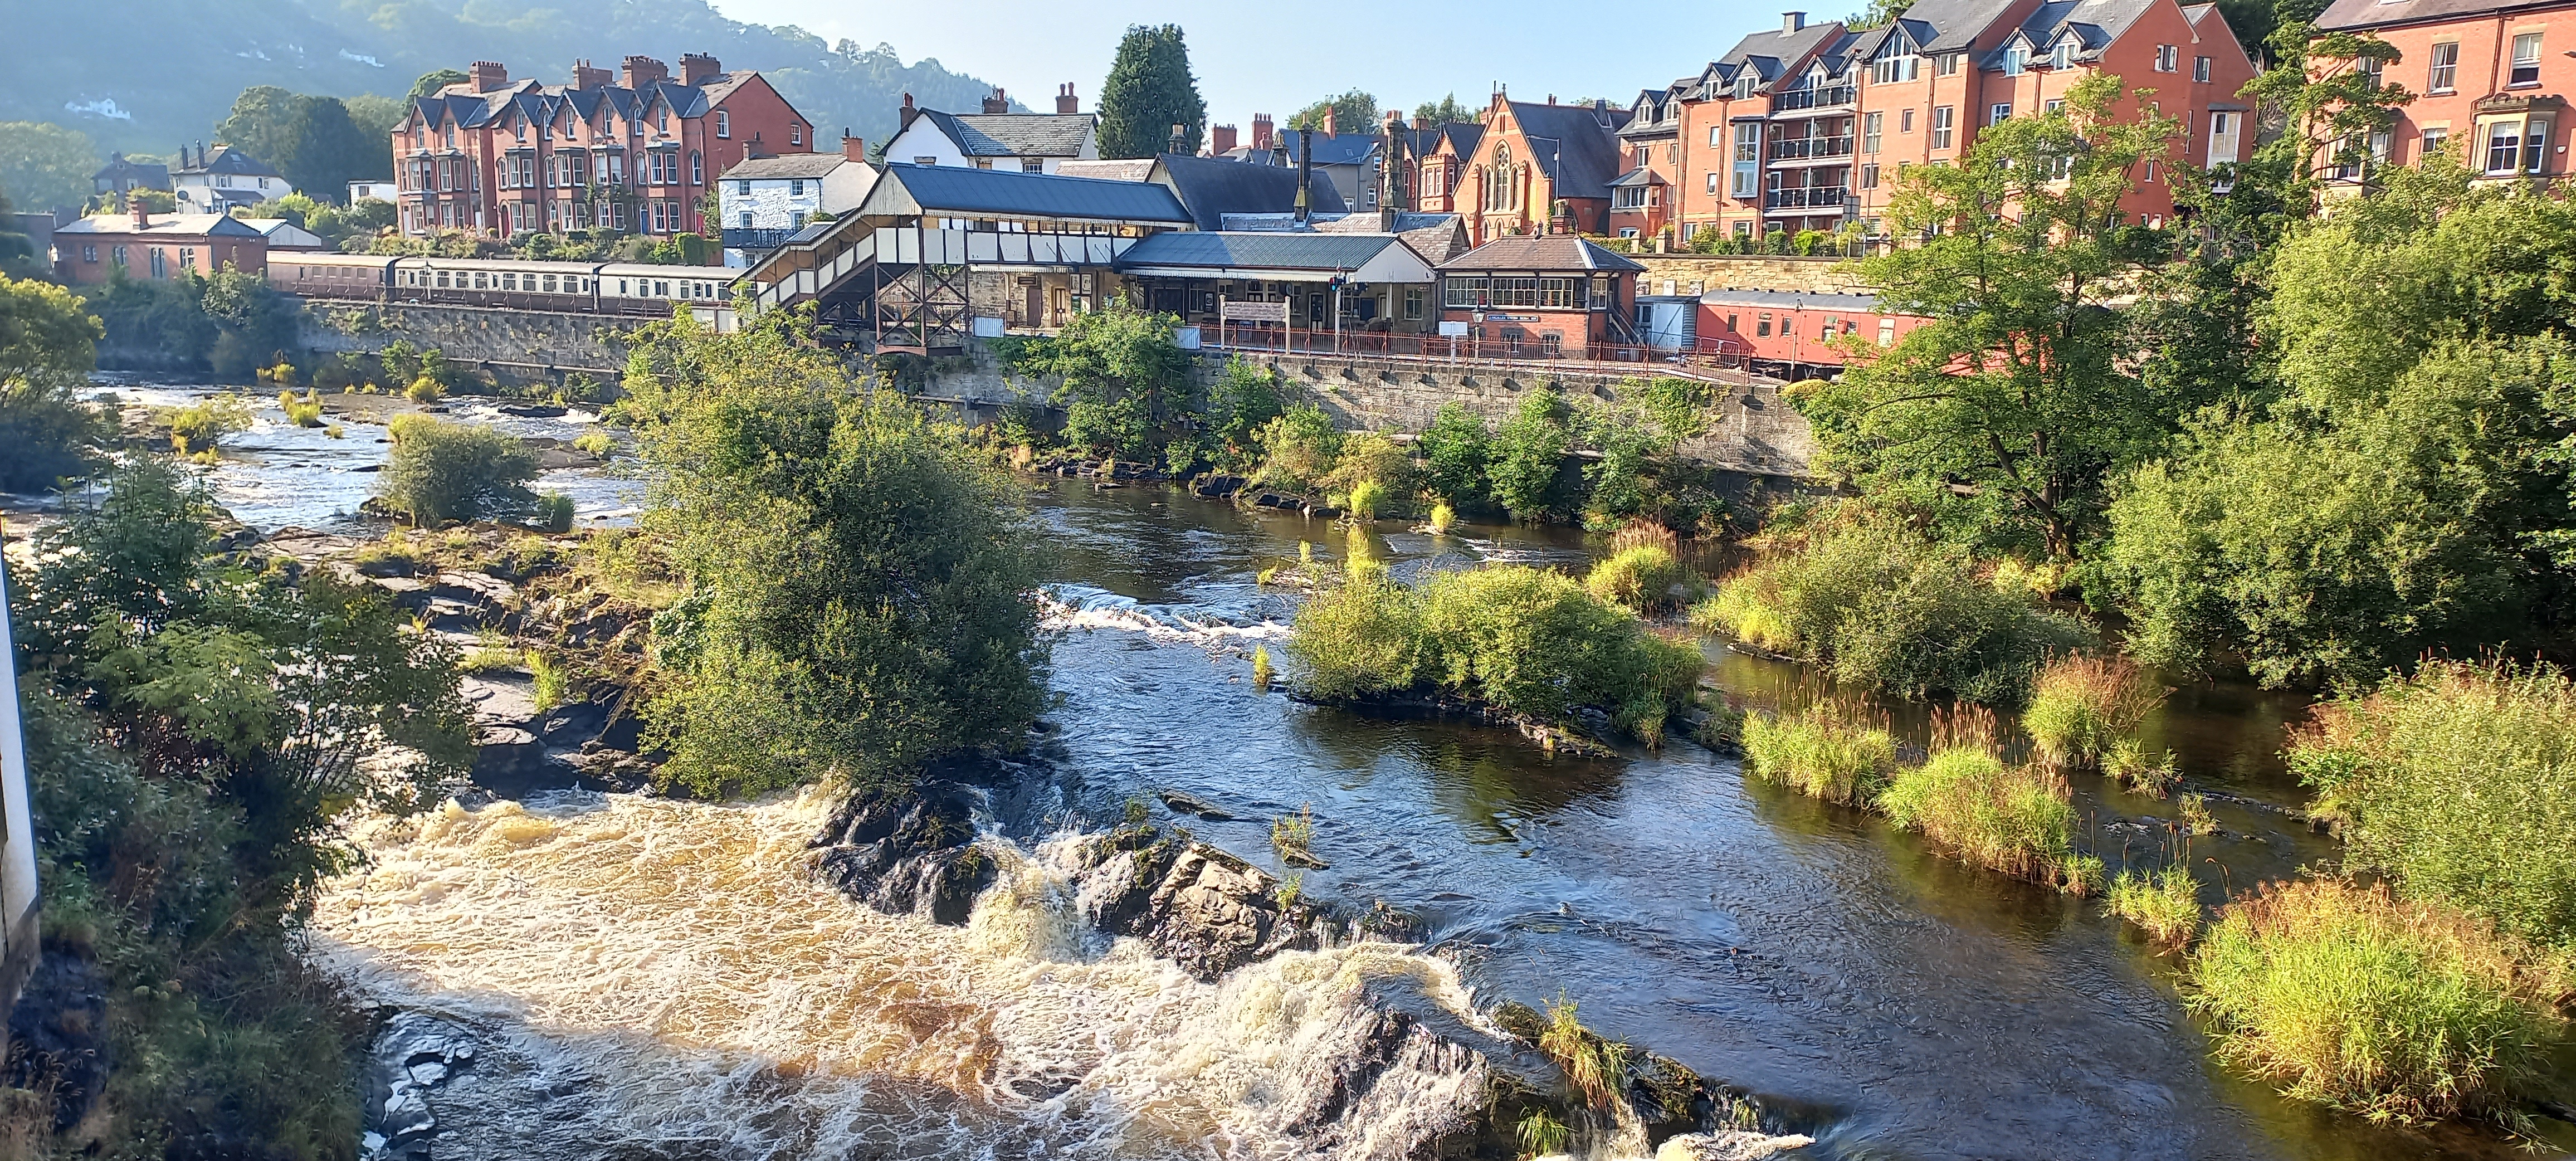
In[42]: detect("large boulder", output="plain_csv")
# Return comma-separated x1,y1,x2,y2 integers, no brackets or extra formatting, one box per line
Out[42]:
1068,825,1322,982
809,784,998,925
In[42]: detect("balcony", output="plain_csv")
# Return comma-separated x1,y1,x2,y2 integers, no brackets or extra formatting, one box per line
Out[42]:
1764,186,1848,209
723,227,799,251
1770,85,1856,113
1770,136,1855,160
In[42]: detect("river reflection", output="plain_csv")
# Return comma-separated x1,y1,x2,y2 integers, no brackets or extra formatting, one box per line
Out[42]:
1028,476,2569,1161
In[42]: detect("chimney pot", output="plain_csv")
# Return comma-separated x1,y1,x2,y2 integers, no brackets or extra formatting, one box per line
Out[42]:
679,53,721,86
572,58,612,90
470,60,510,92
1413,113,1431,130
1211,124,1238,155
1056,83,1079,114
982,87,1008,115
1783,10,1806,33
621,55,669,90
899,92,919,134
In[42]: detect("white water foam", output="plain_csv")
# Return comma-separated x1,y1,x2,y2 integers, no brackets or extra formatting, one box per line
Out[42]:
1040,587,1291,647
310,790,1492,1159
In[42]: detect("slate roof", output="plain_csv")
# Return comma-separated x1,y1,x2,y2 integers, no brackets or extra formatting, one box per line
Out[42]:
174,145,280,179
1437,236,1647,272
93,154,170,188
916,109,1097,158
409,71,782,143
1431,121,1485,158
1154,153,1348,230
1499,100,1628,199
1712,20,1850,89
1996,0,2160,64
720,154,856,181
1607,167,1668,187
1270,129,1382,167
1886,0,2033,52
2313,0,2546,30
1114,231,1412,272
871,163,1191,222
56,213,265,237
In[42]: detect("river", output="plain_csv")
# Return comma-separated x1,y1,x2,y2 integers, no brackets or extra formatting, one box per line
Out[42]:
81,388,2566,1160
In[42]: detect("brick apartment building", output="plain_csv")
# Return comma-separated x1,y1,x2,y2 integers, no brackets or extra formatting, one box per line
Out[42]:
1455,94,1633,243
1669,3,2256,244
393,54,815,238
51,207,267,285
2314,0,2574,181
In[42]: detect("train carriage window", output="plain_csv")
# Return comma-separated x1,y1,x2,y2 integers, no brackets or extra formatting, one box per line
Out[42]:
475,272,489,289
436,271,451,288
544,274,559,293
656,281,671,296
619,279,630,295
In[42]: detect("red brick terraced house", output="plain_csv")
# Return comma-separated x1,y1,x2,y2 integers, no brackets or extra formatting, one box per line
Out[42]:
1673,4,2256,244
2312,0,2576,183
1609,84,1692,239
51,207,267,285
393,54,816,238
1459,95,1633,243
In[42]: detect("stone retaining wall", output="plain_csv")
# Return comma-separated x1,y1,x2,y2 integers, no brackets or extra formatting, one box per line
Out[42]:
1628,255,1872,296
296,301,640,385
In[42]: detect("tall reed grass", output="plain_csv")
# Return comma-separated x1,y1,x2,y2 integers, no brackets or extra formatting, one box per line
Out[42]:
2187,879,2563,1127
2024,654,2167,770
1739,701,1898,806
1877,747,2090,891
2107,865,2201,947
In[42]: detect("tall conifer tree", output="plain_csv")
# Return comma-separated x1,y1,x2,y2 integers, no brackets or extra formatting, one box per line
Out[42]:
1096,24,1206,159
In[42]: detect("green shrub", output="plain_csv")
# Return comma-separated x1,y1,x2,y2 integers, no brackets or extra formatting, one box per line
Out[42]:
379,413,539,525
1489,389,1572,520
2290,658,2576,948
1697,517,2091,704
163,394,253,453
1345,478,1387,521
2187,879,2563,1126
533,490,577,533
1879,748,2086,889
1418,402,1491,508
528,648,573,712
1254,403,1341,494
2108,864,2202,947
2106,738,2181,797
1427,501,1456,534
1537,996,1630,1108
403,374,444,403
572,430,617,458
1288,564,1702,740
2024,654,2167,770
0,273,109,490
1584,543,1695,614
277,388,324,427
1739,701,1898,806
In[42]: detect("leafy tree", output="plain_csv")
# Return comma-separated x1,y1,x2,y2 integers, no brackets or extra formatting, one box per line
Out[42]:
343,92,411,136
1097,24,1206,158
0,182,43,279
1413,94,1479,125
2097,162,2576,685
1008,303,1191,460
1292,89,1379,132
619,307,1049,797
1490,388,1572,520
1253,403,1341,494
1842,0,1911,29
216,87,388,203
0,120,101,211
0,275,106,491
1202,357,1285,469
2241,15,2411,198
409,69,469,98
1795,74,2190,562
1419,402,1492,507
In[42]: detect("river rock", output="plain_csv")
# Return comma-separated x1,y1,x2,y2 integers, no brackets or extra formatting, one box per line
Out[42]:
1072,825,1321,982
1156,789,1237,819
810,784,998,925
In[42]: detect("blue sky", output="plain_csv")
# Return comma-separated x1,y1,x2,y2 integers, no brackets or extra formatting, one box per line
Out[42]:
709,0,1811,124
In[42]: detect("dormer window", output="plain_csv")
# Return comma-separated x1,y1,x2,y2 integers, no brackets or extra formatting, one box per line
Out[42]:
2003,45,2028,75
2050,40,2074,69
1735,74,1756,99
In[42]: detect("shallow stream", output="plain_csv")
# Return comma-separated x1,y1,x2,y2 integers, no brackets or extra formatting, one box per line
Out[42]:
87,389,2565,1159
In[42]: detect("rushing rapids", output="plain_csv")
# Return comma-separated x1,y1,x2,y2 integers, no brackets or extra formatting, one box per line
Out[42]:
311,790,1507,1159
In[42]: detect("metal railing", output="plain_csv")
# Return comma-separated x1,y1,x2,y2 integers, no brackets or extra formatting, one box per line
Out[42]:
1199,326,1751,382
1770,85,1857,112
1764,186,1849,209
1771,136,1855,160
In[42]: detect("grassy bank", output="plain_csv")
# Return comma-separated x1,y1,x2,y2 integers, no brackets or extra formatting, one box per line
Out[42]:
1289,564,1704,745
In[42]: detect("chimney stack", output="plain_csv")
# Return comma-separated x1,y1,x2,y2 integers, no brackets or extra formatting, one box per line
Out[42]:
1381,110,1408,221
572,58,612,90
1056,83,1080,114
1320,106,1337,137
1413,113,1431,130
679,53,721,86
1783,10,1806,32
470,60,510,92
130,198,148,230
1294,129,1314,226
621,55,669,90
843,131,868,163
1168,123,1187,155
982,87,1009,115
900,92,920,133
1211,124,1238,154
1251,113,1275,152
